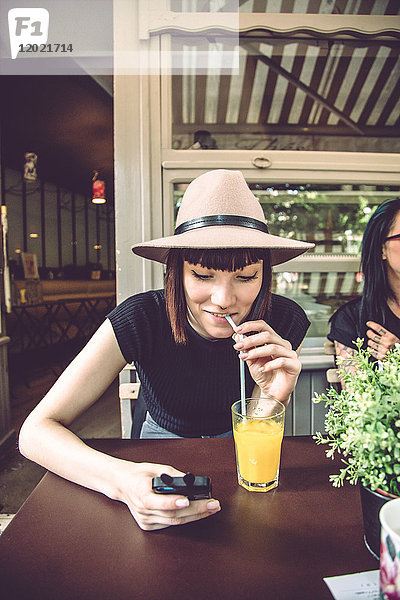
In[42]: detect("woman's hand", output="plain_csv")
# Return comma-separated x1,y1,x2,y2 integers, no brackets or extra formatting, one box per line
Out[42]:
232,320,301,406
116,461,221,531
366,321,399,359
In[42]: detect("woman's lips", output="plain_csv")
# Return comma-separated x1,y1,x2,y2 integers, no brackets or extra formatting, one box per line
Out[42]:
205,311,237,323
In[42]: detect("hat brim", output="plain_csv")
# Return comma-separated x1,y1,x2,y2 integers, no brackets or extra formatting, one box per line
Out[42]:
132,227,314,266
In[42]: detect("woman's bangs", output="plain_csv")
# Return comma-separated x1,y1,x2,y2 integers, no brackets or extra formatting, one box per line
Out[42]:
182,248,268,271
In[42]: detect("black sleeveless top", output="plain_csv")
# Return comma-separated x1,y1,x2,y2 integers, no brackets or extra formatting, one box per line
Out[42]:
108,290,309,437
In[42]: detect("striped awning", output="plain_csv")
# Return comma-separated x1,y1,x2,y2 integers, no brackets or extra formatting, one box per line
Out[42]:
170,1,400,143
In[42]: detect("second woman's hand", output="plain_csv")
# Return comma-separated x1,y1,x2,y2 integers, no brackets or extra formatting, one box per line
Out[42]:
366,321,400,359
115,461,221,531
232,320,301,405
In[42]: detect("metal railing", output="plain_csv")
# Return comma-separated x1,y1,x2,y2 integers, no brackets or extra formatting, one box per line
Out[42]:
6,295,115,356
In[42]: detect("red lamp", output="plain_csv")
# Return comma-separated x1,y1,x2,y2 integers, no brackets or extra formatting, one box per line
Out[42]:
92,171,106,204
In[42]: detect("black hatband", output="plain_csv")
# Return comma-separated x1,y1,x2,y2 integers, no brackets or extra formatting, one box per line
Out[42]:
174,215,269,236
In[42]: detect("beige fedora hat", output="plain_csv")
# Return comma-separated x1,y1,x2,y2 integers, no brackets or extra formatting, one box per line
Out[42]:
132,169,314,266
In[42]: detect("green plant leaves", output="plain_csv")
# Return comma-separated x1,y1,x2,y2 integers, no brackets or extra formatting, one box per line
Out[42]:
313,339,400,496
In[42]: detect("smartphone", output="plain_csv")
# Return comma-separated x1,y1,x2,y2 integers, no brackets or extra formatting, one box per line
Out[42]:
152,472,212,501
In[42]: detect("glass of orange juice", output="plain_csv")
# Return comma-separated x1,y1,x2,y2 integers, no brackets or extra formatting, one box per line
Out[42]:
231,397,285,492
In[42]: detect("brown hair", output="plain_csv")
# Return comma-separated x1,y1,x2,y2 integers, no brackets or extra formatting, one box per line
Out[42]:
164,248,272,344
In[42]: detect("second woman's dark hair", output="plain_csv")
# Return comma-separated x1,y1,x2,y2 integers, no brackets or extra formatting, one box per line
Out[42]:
360,197,400,333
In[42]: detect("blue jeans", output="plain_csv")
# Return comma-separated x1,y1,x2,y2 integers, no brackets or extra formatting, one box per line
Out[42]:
140,412,233,439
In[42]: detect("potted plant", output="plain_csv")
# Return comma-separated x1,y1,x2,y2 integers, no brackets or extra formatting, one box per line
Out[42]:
313,339,400,558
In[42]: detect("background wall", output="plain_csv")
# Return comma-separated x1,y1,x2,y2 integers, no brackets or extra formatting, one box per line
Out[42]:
2,166,115,279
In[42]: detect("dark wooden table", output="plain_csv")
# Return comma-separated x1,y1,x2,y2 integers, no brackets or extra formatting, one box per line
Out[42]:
0,437,377,600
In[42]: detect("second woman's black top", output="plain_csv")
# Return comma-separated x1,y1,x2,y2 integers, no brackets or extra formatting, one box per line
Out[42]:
328,296,400,350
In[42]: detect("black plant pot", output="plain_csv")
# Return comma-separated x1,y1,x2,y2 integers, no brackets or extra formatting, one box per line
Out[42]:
359,484,398,559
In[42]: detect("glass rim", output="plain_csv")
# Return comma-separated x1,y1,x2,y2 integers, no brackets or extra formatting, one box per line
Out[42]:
379,498,400,542
231,397,285,419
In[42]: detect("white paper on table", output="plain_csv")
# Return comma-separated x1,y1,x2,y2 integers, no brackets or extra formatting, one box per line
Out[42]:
324,570,380,600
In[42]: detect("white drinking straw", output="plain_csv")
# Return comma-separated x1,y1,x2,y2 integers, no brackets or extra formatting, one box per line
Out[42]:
224,315,246,416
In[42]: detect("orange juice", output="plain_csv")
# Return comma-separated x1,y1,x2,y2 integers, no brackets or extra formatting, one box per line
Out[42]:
233,419,283,486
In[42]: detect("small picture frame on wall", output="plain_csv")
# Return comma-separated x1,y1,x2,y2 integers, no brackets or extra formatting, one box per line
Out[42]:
21,252,39,279
91,269,101,280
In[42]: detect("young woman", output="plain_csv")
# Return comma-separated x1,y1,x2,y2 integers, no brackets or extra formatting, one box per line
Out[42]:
19,169,313,531
328,197,400,370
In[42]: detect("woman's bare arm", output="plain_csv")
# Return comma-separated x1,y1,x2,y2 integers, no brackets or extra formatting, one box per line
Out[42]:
19,319,221,530
19,319,127,488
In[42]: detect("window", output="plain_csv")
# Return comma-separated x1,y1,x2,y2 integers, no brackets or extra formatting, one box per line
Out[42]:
173,181,400,344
